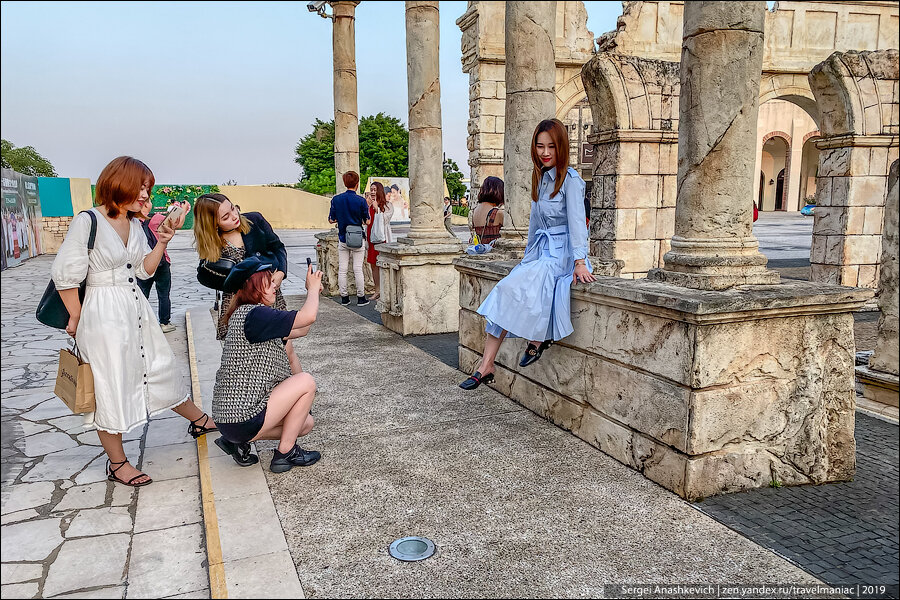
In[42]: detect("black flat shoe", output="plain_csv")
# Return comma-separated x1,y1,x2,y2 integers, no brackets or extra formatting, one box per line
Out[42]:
459,371,495,390
214,437,259,467
519,340,553,367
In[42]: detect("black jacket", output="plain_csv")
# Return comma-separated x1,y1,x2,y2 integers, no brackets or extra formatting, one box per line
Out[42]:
240,212,287,274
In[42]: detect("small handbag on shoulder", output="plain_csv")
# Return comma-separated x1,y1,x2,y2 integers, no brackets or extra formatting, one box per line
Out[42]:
345,224,365,249
197,256,238,291
370,210,386,244
36,210,98,329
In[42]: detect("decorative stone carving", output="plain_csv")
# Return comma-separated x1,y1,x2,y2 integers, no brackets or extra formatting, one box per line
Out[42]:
455,257,872,500
808,49,899,288
649,1,778,290
331,1,361,194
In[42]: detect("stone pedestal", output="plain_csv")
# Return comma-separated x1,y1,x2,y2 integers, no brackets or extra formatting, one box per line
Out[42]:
376,242,464,335
331,1,361,194
649,1,779,290
314,230,375,297
456,257,872,500
497,0,557,252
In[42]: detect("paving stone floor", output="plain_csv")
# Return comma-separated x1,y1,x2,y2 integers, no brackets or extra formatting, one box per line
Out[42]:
693,414,899,590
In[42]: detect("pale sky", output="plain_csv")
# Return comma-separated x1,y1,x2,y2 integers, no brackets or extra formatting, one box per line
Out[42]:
1,1,621,185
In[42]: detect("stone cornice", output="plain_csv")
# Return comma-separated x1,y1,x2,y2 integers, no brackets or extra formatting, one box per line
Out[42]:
588,129,679,145
816,134,899,149
454,258,873,325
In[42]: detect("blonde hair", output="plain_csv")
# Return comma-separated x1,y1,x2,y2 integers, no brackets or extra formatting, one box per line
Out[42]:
193,193,251,261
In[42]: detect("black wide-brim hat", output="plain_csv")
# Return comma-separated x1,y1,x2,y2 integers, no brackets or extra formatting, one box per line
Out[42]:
223,256,275,294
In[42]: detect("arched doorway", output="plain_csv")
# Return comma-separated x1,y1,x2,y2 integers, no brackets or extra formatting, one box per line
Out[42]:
760,135,789,211
754,98,819,212
775,168,786,211
798,133,820,206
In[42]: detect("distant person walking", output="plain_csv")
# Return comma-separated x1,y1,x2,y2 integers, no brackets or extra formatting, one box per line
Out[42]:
443,197,454,236
137,200,189,333
366,181,394,301
328,171,370,306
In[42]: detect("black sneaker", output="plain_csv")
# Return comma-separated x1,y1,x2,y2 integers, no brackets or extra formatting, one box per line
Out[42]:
214,437,259,467
357,296,370,306
270,444,321,473
340,296,351,305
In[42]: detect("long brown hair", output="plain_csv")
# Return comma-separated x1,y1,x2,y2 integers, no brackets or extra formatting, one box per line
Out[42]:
371,182,388,212
222,270,272,328
95,156,155,219
193,193,251,261
530,119,569,202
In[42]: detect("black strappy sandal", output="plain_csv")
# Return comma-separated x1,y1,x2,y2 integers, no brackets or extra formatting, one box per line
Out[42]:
107,459,153,487
459,371,495,390
519,339,554,367
188,413,218,439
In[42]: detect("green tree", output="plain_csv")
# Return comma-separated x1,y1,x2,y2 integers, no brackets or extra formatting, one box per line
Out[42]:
1,139,58,177
294,113,409,195
443,157,466,202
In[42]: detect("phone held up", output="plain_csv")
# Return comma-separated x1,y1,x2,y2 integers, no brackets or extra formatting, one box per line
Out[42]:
162,203,184,228
307,257,315,272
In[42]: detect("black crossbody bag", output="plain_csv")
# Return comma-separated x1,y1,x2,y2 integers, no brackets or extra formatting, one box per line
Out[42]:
36,210,98,329
197,256,238,291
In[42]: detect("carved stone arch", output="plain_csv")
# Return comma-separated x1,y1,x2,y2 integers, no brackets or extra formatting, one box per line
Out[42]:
762,131,792,146
581,52,680,277
555,74,587,121
807,49,899,289
759,72,820,126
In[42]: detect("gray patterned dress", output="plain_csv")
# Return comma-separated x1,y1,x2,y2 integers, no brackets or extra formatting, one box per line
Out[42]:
212,304,292,424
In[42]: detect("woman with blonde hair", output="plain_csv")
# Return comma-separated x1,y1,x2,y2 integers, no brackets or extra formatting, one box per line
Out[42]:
52,156,215,487
460,119,595,390
365,181,394,301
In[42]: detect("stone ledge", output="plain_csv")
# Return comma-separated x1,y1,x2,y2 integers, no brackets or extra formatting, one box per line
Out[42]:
455,257,873,324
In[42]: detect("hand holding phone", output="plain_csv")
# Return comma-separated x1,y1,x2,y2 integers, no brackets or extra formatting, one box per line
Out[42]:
307,257,314,272
163,203,185,228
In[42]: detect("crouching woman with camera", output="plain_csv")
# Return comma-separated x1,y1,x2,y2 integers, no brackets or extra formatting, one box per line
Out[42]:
212,256,324,473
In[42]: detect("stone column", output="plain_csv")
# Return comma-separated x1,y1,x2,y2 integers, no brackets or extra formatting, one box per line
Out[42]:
648,1,779,290
374,1,463,335
498,0,557,249
403,0,453,243
331,1,360,194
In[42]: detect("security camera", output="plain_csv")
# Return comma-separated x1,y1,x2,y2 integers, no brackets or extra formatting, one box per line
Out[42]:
307,1,327,12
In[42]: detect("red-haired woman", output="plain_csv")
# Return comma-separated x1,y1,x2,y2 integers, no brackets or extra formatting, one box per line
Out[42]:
212,256,323,472
52,156,215,487
365,181,394,301
460,120,596,390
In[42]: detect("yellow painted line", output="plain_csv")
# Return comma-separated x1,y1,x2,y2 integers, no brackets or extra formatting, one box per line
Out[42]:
187,312,228,599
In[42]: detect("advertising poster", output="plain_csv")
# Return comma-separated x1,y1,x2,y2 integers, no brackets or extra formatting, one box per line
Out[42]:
365,176,410,223
1,168,43,270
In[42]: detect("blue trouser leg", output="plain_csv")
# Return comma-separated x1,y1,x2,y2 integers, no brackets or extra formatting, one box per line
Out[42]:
137,275,153,299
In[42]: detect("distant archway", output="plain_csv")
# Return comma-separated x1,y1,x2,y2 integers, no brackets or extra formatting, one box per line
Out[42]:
759,135,790,211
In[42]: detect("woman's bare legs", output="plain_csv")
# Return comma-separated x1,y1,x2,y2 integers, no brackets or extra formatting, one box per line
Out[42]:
251,373,316,453
371,264,381,300
475,330,507,376
98,431,150,485
172,399,204,422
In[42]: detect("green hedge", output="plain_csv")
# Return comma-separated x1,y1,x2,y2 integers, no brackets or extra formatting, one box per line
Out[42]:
150,185,220,230
452,205,469,217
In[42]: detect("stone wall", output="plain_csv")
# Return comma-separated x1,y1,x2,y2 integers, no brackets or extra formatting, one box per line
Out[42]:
40,217,72,255
456,258,872,500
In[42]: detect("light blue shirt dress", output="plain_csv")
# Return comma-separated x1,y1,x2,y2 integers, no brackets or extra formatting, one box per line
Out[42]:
477,166,593,342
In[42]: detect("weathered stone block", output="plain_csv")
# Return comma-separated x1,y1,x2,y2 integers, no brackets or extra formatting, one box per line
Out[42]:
858,264,879,288
847,176,888,207
615,175,659,209
614,240,660,274
635,208,657,239
638,143,660,175
863,206,885,235
615,209,637,240
842,234,883,264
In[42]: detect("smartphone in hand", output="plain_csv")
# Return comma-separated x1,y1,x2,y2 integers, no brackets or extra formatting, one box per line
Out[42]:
307,257,315,272
163,203,184,228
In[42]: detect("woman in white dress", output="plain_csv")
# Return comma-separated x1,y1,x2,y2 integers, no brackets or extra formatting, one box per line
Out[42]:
52,156,216,487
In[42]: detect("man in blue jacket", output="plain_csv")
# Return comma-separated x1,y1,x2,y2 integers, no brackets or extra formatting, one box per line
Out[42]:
328,171,370,305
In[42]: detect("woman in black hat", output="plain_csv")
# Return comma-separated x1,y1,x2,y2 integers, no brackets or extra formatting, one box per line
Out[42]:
212,256,324,472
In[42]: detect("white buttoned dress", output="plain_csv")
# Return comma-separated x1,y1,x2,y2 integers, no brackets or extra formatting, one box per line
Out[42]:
51,208,189,434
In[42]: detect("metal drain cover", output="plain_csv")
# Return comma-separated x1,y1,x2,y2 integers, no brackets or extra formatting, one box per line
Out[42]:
389,536,436,562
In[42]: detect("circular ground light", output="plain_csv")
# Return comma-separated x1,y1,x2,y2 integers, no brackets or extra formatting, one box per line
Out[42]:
389,536,436,562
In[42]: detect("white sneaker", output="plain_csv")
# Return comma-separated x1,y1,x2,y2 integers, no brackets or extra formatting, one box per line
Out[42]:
160,323,176,333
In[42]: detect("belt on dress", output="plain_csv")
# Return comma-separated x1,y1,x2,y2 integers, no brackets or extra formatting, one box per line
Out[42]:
86,269,136,287
525,225,569,260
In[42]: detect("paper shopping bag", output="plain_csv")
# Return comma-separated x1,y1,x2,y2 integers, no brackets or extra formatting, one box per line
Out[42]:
54,347,96,414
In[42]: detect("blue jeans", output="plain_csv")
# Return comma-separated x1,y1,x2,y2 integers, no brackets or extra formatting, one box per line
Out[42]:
137,260,172,325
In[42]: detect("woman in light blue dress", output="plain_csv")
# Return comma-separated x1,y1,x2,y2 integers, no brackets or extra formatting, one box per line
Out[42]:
460,119,596,390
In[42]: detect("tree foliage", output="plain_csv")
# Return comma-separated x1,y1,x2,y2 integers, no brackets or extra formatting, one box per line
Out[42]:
294,113,409,195
443,158,466,201
1,139,58,177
